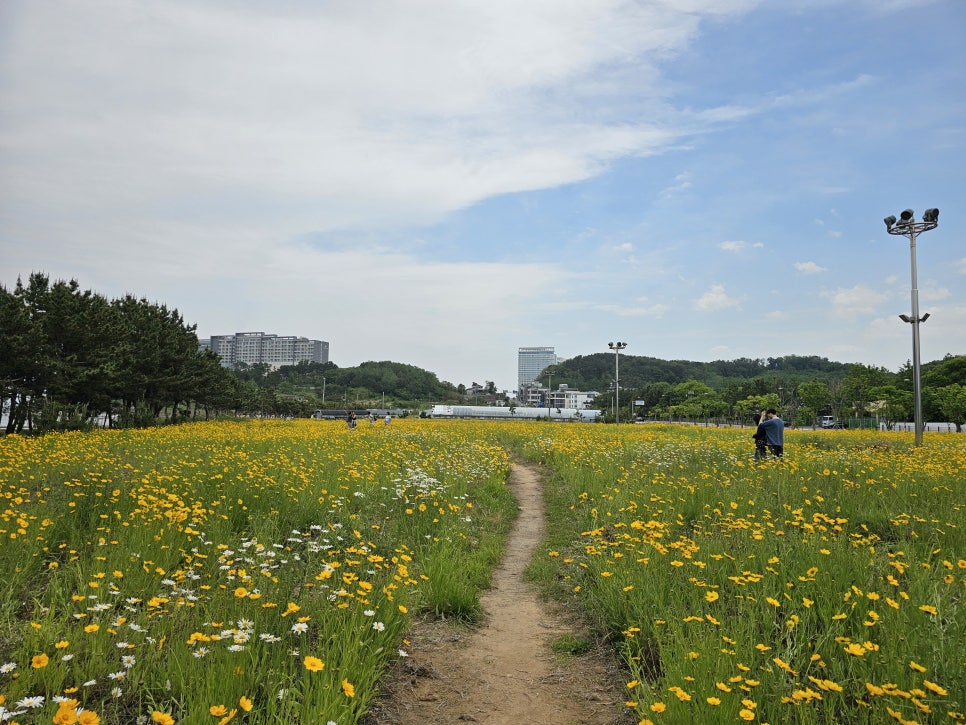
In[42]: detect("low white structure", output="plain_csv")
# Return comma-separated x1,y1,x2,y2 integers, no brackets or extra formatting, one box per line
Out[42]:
430,404,601,421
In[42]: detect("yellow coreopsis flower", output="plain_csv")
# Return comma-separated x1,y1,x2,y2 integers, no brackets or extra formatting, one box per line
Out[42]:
31,653,49,669
342,679,355,698
303,655,325,672
151,713,175,725
209,705,228,717
923,680,948,696
239,696,253,712
77,711,101,725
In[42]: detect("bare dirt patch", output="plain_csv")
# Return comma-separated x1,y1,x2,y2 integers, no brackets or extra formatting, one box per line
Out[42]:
364,460,632,725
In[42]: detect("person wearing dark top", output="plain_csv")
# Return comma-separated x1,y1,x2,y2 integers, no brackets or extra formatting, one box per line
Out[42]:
752,413,768,460
759,408,785,458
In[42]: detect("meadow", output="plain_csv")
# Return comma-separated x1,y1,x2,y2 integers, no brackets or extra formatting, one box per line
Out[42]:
1,419,963,724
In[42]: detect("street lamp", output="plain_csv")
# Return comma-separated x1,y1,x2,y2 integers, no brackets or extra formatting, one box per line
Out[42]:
608,342,628,424
884,207,939,446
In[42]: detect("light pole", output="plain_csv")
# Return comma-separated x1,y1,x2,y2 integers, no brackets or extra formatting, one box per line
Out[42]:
608,342,627,424
885,208,938,446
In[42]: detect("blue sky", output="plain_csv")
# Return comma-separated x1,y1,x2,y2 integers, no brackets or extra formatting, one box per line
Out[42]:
2,0,964,391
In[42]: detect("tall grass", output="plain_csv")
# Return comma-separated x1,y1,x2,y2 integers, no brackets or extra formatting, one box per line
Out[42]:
509,423,964,724
0,420,515,724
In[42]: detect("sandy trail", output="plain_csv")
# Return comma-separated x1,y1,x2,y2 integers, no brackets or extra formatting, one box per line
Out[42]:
366,460,628,725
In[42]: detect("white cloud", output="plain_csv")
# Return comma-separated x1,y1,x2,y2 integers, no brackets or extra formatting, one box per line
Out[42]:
957,257,966,274
693,284,741,312
822,284,888,319
718,240,763,253
794,261,828,274
593,303,669,317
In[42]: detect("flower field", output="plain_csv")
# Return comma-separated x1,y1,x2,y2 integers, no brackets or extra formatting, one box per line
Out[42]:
511,423,965,724
1,419,964,724
0,420,515,724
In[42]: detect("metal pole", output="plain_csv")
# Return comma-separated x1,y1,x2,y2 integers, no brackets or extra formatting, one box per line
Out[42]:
909,227,924,446
614,348,620,425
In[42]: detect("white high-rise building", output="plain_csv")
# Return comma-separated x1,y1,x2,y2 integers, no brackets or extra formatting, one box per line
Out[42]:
517,346,558,391
200,332,329,369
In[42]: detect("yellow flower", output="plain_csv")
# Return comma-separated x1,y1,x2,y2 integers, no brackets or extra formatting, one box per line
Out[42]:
739,708,756,720
650,702,666,713
151,714,175,725
209,705,228,717
626,680,640,689
303,655,325,672
239,696,253,712
707,697,721,706
398,605,408,614
923,680,948,696
909,661,926,673
233,587,248,598
844,643,867,656
705,591,719,603
78,711,101,725
919,604,938,616
31,653,49,669
342,679,355,698
84,623,100,633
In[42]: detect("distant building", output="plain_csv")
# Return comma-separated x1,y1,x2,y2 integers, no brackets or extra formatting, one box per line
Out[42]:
199,332,329,369
518,346,559,391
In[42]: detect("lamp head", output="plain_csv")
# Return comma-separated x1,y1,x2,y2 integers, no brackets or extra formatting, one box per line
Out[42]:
920,312,930,322
884,215,896,229
899,314,912,323
899,209,915,224
922,208,939,223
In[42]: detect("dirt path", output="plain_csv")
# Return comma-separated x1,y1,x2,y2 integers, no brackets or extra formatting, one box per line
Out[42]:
365,460,629,725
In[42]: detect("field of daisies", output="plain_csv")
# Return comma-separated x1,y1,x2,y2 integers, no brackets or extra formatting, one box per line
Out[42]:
1,418,963,724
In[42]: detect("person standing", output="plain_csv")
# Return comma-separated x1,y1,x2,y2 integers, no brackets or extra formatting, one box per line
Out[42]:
384,413,391,426
759,408,785,458
752,413,768,460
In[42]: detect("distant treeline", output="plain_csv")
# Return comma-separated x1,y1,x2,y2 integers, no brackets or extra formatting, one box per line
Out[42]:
0,274,461,433
2,274,964,432
543,352,966,428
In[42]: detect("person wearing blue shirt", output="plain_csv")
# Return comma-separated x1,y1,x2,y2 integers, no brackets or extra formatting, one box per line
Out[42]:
759,408,785,458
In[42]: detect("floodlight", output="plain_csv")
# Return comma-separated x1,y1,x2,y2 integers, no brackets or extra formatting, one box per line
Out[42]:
920,313,930,322
899,314,912,323
923,208,939,223
884,215,896,229
899,209,915,224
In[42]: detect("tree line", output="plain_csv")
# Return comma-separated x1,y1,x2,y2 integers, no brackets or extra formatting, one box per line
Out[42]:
3,274,963,433
0,274,462,433
543,353,966,430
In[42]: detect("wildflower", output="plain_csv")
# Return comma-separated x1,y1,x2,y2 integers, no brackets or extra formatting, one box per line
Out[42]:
844,643,867,656
0,663,16,673
16,695,45,708
739,709,755,721
909,661,926,673
291,622,308,634
239,696,253,712
210,705,228,717
31,653,49,669
707,697,721,705
303,656,325,672
923,680,948,696
342,679,355,698
650,702,667,713
919,604,938,616
78,711,100,725
705,591,719,603
373,621,386,632
151,713,175,725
